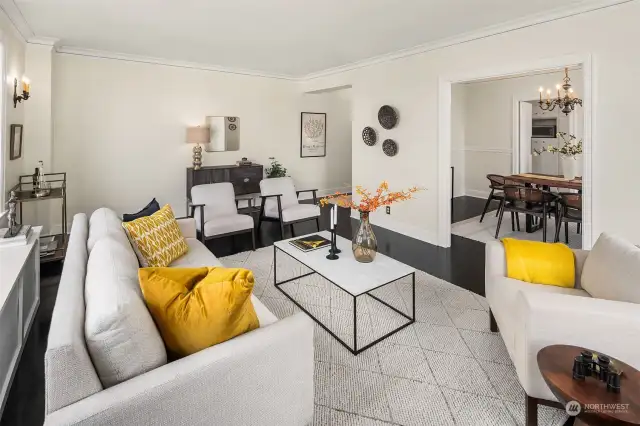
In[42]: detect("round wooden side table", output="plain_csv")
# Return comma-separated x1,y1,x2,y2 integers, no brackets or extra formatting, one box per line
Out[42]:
537,345,640,426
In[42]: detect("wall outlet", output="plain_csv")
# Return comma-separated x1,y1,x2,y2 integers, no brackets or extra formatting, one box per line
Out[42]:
386,206,391,215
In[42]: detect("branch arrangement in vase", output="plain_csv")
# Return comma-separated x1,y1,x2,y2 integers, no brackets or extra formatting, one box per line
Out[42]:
320,182,423,263
319,181,422,213
533,132,583,158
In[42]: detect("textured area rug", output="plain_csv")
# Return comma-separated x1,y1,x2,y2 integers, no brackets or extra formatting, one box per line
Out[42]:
221,247,568,426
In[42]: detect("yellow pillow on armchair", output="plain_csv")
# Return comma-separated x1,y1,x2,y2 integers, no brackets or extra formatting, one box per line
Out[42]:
502,238,575,288
139,267,260,357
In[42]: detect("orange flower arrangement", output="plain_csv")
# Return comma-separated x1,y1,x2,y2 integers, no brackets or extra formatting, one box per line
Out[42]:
320,181,422,213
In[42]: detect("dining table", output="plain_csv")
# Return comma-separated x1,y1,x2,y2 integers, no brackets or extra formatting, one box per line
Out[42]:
504,173,582,233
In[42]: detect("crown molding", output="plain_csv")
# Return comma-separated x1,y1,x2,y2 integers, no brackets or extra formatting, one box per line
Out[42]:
27,36,58,46
54,46,300,80
302,0,632,80
0,0,632,80
0,0,33,41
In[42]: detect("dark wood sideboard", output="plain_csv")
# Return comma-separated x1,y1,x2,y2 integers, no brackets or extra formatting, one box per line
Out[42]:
186,164,264,202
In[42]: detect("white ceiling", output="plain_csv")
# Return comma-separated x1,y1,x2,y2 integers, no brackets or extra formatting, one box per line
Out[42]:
10,0,613,77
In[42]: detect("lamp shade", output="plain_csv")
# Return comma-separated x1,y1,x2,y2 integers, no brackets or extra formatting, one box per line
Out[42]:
186,126,210,144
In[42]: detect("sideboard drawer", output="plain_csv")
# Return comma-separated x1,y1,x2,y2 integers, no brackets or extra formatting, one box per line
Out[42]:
230,166,262,195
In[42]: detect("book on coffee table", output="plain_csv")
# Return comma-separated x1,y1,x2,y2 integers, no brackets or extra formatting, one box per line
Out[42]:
289,234,331,252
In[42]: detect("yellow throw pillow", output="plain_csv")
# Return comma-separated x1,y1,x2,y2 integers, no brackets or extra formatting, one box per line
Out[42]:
502,238,575,288
139,267,260,357
122,204,188,267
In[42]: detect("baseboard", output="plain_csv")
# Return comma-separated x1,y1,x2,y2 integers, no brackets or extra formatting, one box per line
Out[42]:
465,190,490,199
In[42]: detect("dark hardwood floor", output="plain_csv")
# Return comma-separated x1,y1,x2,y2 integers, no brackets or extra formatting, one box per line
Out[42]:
1,202,486,426
452,195,500,223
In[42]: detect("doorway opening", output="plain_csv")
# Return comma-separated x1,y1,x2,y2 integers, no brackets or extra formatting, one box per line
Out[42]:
441,55,592,249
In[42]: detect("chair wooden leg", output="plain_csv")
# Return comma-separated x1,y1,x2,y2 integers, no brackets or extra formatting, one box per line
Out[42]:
251,228,256,251
495,204,505,239
480,190,494,223
565,222,569,244
515,213,521,232
315,217,320,232
511,212,515,232
555,219,562,243
577,223,581,234
526,396,538,426
489,309,498,332
279,221,285,240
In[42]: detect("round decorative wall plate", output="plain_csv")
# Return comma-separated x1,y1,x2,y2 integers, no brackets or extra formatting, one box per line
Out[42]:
228,117,237,122
228,124,237,131
362,127,377,146
378,105,398,130
382,139,398,157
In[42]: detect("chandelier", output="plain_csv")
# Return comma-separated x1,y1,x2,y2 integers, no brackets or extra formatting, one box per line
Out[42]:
538,67,582,115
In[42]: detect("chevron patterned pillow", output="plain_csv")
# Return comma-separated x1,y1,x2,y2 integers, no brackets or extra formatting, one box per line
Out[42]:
122,204,189,267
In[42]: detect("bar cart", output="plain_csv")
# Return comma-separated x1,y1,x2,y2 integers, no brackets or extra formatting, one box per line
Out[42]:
10,172,67,263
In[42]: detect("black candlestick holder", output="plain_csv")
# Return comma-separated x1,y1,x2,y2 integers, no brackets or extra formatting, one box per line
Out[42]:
326,229,340,260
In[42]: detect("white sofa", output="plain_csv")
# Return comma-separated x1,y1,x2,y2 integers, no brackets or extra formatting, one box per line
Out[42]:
44,208,314,426
485,234,640,425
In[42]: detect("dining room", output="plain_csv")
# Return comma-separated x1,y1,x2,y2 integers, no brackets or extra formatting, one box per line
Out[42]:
452,173,583,249
447,62,586,249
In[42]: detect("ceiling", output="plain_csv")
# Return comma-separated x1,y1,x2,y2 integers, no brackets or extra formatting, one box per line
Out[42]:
9,0,616,77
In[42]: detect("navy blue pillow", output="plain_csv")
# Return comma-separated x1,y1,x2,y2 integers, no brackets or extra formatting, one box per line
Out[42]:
123,198,161,222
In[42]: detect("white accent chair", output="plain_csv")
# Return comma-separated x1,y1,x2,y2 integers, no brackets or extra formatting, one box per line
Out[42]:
485,234,640,426
189,182,255,250
258,177,320,239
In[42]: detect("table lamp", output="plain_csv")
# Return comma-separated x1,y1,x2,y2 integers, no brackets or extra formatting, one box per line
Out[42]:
186,126,210,170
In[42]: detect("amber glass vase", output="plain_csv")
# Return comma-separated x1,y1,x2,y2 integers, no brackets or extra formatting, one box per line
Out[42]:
352,211,377,263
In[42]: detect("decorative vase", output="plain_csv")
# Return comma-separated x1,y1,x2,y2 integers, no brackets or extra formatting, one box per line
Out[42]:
561,155,580,180
352,211,377,263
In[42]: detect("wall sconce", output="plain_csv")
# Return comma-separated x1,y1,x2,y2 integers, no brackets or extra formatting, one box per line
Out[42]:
13,77,30,108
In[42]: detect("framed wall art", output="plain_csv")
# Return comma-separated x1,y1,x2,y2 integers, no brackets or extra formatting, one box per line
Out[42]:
10,124,23,160
300,112,326,158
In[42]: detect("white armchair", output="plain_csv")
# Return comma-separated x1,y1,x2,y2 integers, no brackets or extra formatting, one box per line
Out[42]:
258,177,320,239
189,183,255,250
485,234,640,426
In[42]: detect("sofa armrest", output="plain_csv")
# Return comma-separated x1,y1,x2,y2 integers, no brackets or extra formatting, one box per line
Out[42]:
513,291,640,400
45,313,315,426
176,217,197,239
573,249,589,288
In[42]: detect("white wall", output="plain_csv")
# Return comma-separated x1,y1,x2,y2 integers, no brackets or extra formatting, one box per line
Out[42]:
0,12,26,203
301,2,638,245
52,54,352,222
462,69,583,198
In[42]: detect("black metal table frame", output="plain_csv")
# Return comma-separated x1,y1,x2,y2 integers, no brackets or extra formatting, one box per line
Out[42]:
273,245,416,355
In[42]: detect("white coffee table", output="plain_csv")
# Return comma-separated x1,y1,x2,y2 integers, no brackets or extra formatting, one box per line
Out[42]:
273,231,416,355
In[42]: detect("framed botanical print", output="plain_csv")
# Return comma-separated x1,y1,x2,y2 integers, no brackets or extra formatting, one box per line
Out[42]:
300,112,326,158
10,124,23,160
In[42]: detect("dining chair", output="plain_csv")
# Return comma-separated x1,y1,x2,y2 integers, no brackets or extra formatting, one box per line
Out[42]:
258,177,320,239
480,175,524,222
495,186,558,242
554,192,582,244
189,182,256,250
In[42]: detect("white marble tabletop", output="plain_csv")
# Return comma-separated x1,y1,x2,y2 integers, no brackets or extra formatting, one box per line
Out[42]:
274,230,415,296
